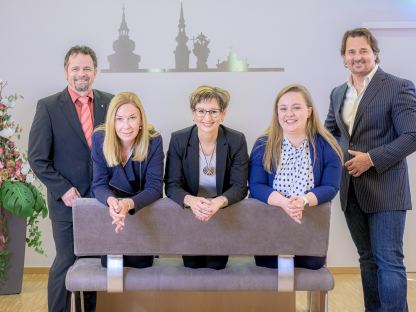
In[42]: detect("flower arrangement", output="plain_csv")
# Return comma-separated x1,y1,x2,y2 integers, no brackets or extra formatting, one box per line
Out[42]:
0,80,48,282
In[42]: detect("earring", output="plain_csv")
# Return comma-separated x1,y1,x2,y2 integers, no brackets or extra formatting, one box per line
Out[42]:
139,126,142,130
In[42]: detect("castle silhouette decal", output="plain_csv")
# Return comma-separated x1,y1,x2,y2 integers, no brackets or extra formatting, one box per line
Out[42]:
102,4,284,73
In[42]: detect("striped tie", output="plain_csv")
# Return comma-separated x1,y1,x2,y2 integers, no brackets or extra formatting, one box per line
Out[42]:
78,96,93,148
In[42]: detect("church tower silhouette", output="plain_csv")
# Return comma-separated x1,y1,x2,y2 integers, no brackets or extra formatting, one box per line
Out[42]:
174,3,190,71
107,7,141,72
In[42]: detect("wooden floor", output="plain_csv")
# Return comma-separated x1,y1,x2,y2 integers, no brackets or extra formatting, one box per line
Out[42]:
0,273,414,311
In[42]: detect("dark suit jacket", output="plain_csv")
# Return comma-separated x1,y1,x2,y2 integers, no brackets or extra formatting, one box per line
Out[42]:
325,67,416,212
165,125,249,207
91,130,164,213
28,88,113,221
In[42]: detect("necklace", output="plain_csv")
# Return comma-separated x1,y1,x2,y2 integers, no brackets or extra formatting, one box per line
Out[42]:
199,142,216,176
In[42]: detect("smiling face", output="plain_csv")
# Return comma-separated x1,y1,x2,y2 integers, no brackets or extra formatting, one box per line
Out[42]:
192,98,226,135
115,103,142,146
277,91,311,137
343,36,377,78
65,53,96,95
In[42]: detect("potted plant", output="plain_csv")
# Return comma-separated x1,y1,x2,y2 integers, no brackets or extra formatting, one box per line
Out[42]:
0,80,48,294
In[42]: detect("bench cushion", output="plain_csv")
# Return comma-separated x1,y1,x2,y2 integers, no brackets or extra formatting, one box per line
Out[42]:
66,257,334,292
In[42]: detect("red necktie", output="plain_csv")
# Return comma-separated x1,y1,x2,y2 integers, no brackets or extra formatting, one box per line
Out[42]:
78,96,93,148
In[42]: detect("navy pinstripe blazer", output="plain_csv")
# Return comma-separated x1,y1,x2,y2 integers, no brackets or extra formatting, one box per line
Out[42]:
325,67,416,212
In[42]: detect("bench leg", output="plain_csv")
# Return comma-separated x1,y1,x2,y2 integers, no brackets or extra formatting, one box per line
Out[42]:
70,292,76,312
306,291,328,312
80,291,85,312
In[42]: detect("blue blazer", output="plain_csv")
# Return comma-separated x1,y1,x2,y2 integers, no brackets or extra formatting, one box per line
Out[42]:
91,130,164,213
325,67,416,212
165,125,249,207
249,135,342,205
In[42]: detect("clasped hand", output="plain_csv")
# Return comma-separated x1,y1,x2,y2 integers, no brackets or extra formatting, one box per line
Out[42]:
107,197,131,233
281,196,305,224
187,196,223,222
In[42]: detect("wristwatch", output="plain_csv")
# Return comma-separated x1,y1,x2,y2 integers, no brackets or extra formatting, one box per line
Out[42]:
302,196,309,209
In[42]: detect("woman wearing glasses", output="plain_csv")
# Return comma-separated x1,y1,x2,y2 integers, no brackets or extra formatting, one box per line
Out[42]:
165,85,249,270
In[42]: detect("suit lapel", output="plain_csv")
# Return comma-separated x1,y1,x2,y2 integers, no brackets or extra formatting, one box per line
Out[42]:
93,90,108,127
335,84,350,138
187,126,200,195
351,68,386,137
58,88,89,148
215,126,227,195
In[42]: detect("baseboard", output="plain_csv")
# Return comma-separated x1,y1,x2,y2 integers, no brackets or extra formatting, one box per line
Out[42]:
328,267,360,274
24,267,50,274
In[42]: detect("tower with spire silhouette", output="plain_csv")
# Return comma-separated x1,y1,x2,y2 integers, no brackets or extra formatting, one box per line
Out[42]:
174,3,190,71
107,7,141,72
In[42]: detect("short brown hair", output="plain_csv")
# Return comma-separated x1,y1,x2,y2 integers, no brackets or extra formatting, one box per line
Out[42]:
189,85,230,110
64,45,98,69
340,28,380,63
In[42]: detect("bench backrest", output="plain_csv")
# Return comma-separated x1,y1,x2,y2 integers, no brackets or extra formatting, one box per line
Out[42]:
72,198,330,257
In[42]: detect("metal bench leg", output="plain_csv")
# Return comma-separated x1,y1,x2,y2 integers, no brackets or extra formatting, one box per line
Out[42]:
80,291,85,312
307,291,328,312
107,255,124,292
70,292,76,312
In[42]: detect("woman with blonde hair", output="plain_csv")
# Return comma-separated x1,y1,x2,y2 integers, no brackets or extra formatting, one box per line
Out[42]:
92,91,164,268
249,84,342,269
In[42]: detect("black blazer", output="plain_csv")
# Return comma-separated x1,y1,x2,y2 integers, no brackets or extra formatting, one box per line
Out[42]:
325,68,416,212
28,88,113,221
164,125,249,207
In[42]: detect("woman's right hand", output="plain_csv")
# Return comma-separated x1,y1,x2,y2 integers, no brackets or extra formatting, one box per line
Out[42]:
184,195,211,221
280,197,303,224
107,196,127,233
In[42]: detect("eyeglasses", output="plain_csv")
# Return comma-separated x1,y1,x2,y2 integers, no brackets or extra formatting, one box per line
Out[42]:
193,108,223,119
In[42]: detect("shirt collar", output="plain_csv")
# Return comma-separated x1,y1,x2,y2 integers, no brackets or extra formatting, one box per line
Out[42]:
347,64,379,89
67,85,94,104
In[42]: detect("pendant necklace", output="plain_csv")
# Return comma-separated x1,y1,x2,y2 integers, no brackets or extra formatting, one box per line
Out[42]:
199,141,216,176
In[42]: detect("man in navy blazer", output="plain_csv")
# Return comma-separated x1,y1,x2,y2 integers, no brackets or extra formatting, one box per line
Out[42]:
28,46,113,312
325,28,416,311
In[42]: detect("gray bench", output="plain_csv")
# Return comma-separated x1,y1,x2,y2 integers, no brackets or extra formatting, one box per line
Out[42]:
66,198,334,311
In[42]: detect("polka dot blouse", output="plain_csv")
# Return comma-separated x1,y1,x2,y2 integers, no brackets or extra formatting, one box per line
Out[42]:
272,137,314,197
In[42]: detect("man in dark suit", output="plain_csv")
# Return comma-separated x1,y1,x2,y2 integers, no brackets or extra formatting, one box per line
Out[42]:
28,46,113,312
325,28,416,311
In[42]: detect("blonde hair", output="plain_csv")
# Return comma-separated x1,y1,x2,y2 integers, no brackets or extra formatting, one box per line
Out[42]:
97,91,159,167
263,84,343,173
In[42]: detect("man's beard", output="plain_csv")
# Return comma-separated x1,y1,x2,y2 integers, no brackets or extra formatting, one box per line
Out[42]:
74,78,90,92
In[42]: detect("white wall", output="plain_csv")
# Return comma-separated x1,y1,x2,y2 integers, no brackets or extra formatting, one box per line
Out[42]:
1,0,415,269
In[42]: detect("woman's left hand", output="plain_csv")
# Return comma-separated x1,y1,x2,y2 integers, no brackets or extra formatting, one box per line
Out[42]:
287,196,305,223
202,197,223,221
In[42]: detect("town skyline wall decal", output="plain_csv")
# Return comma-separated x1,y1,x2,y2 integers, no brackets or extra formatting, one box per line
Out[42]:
102,3,284,73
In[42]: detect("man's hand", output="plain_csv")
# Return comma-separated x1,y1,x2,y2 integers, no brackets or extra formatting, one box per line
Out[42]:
345,150,373,177
61,187,81,207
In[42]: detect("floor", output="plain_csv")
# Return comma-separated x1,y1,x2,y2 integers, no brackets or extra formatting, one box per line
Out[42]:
0,273,414,311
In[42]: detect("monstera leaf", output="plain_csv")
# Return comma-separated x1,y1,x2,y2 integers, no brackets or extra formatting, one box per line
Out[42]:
0,181,35,217
28,184,48,218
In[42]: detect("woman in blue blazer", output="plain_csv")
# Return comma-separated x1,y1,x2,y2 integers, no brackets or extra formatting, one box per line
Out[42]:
249,84,343,269
165,85,249,270
92,91,164,268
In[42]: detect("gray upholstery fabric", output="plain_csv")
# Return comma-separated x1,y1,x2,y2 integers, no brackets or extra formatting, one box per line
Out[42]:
66,258,334,292
72,198,330,256
67,198,334,293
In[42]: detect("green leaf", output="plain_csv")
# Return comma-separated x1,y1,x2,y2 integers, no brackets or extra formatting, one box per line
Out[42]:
0,181,35,217
28,184,48,218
